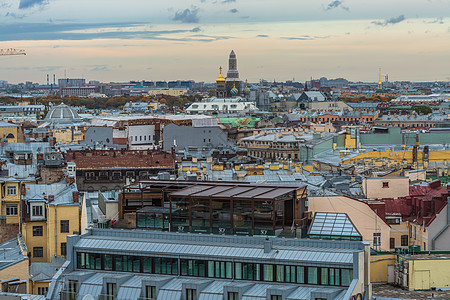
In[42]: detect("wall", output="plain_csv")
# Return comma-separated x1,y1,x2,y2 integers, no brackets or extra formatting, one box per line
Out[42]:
0,219,19,244
428,204,450,250
163,124,230,151
307,101,351,111
309,196,391,250
370,254,396,283
128,125,156,146
0,260,29,293
84,126,114,147
362,177,409,199
406,257,450,290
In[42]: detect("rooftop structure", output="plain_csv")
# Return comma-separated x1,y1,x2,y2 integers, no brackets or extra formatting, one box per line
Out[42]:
47,228,371,300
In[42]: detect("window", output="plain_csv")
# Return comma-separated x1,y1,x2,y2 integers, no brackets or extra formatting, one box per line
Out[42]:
85,172,95,180
146,286,156,300
401,235,408,246
271,296,282,300
6,204,18,216
32,205,44,217
61,220,70,233
382,182,389,188
33,247,43,258
373,233,381,246
106,283,116,300
112,172,121,180
33,226,43,236
423,242,426,251
37,287,48,296
61,242,67,256
227,292,238,300
68,280,78,299
7,186,16,195
390,238,395,249
186,289,197,300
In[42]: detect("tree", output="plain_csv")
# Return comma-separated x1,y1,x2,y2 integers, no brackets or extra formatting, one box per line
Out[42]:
413,105,432,115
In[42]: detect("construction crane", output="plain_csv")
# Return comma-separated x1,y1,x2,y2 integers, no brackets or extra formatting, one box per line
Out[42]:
0,48,26,56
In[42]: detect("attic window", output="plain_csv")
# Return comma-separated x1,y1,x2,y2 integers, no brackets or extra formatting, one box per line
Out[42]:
382,182,389,188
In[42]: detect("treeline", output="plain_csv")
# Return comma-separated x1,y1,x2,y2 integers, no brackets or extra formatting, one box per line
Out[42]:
0,94,203,110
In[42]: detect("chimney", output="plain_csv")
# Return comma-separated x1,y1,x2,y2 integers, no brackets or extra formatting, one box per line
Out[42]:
48,195,55,203
72,192,79,203
264,238,273,253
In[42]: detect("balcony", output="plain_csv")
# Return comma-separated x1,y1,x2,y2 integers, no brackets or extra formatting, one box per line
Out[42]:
60,291,77,300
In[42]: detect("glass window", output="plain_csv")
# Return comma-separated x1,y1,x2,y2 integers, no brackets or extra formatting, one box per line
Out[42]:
146,286,156,300
61,220,70,233
296,266,305,283
321,268,328,285
7,186,17,195
171,198,190,233
271,296,282,300
191,199,210,234
276,265,284,282
254,200,273,236
143,257,152,273
32,205,44,217
33,226,43,236
212,199,232,235
308,267,318,284
263,264,273,281
186,289,197,300
285,266,296,283
106,283,116,300
33,247,43,258
6,204,18,216
233,199,252,235
227,292,238,300
401,235,408,246
61,243,67,256
341,269,352,286
105,254,113,271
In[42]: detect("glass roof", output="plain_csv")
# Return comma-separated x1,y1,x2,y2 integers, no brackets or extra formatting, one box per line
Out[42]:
308,212,361,240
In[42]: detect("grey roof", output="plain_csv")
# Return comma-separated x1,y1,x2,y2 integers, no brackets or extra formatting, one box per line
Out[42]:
55,272,348,300
0,235,27,271
44,103,82,123
23,181,78,205
0,121,19,127
0,292,45,300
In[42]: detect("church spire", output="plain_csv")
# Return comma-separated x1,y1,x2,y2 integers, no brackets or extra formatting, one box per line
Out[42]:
378,67,382,89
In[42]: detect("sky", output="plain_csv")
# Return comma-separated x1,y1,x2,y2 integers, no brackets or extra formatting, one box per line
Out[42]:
0,0,449,84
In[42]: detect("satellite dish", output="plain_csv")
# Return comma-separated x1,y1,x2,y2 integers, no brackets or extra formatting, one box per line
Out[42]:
82,295,95,300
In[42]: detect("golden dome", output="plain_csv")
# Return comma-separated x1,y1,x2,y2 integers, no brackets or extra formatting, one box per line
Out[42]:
216,66,226,83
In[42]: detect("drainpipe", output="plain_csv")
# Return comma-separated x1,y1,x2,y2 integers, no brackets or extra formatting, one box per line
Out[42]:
55,205,58,257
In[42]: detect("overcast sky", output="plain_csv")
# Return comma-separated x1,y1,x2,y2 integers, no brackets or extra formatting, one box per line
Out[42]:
0,0,449,84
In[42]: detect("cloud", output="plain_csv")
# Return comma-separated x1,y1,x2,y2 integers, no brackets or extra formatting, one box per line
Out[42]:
89,65,109,72
372,15,406,26
0,22,208,41
19,0,48,9
172,6,199,23
229,8,238,13
323,0,349,11
256,34,268,37
281,35,332,40
425,17,444,24
5,12,27,19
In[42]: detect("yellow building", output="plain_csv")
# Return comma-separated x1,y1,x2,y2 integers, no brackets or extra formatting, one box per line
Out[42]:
0,121,24,143
396,253,450,290
52,128,84,144
1,180,22,224
21,182,80,263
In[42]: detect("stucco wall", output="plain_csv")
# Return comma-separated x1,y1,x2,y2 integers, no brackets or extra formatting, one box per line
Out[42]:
362,177,409,199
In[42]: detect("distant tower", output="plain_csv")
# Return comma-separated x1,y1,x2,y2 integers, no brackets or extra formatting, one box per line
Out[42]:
378,68,383,90
216,66,226,97
47,74,49,85
225,50,242,97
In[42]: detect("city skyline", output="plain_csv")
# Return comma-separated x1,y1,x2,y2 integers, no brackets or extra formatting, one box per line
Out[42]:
0,0,449,84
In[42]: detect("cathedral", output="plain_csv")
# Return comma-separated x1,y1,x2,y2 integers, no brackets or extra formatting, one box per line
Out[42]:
216,50,247,98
